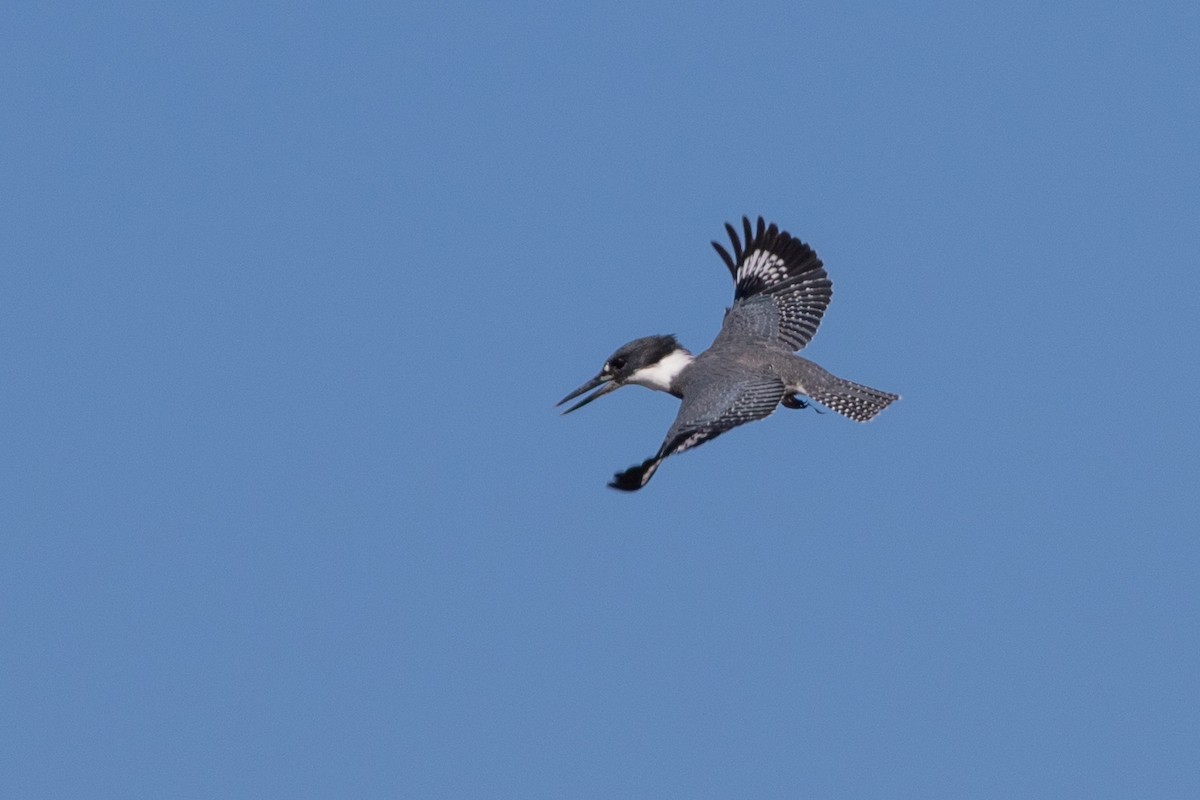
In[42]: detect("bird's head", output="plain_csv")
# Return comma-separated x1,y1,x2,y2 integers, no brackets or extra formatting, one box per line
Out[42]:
557,335,692,414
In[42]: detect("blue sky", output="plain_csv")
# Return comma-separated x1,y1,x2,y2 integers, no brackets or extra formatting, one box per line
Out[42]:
4,2,1198,797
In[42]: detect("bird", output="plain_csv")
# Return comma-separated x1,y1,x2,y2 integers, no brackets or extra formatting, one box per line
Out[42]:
558,216,899,491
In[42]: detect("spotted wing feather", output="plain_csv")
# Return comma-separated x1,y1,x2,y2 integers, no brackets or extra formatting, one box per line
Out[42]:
711,216,832,352
609,374,784,491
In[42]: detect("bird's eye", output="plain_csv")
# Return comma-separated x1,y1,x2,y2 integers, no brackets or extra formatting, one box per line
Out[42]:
609,357,626,371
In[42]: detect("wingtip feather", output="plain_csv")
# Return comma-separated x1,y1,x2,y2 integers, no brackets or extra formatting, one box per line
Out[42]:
711,242,734,275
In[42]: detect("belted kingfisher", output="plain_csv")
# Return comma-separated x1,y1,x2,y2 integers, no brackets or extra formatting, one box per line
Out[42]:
558,216,899,491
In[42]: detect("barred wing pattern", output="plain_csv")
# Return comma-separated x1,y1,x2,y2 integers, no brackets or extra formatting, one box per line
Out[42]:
711,216,832,352
609,375,785,491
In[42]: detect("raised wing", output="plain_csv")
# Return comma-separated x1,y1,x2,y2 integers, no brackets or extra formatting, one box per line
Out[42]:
711,216,832,352
609,373,784,491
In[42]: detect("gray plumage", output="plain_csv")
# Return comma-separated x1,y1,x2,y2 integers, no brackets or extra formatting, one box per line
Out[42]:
558,216,898,491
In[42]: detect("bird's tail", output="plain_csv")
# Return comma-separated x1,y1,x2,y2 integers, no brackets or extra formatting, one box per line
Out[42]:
808,375,899,422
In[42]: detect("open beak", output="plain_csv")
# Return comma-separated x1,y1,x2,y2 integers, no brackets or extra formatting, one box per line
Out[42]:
557,372,619,414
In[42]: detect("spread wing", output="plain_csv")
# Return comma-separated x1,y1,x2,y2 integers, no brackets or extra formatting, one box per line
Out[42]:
609,374,785,491
711,216,832,352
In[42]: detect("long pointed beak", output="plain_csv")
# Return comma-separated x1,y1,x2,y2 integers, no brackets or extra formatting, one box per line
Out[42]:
557,373,619,414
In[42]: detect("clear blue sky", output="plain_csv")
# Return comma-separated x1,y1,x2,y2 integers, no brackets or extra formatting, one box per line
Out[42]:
4,2,1198,797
